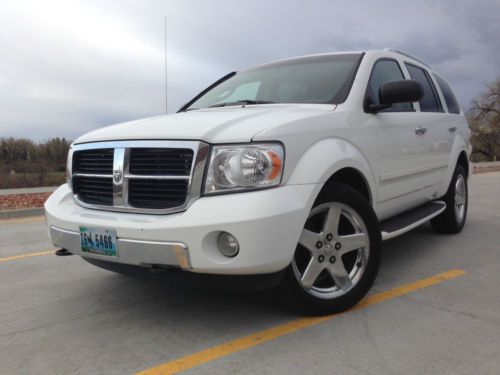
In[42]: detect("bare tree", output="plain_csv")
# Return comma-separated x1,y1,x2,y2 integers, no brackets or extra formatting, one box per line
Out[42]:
469,78,500,161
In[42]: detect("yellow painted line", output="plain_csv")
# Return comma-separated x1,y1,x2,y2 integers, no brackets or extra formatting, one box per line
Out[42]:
0,249,54,263
137,269,466,375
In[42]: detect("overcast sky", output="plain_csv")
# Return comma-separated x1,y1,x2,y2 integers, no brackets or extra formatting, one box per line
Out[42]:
1,0,499,141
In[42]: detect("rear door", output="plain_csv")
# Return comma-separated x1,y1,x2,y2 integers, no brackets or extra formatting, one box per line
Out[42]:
403,63,451,189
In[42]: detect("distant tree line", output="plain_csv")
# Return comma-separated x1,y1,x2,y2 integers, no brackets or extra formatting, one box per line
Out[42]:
0,137,71,188
468,78,500,162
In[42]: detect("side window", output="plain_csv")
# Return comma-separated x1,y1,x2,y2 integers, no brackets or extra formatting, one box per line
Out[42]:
433,74,461,114
366,60,412,111
405,64,442,112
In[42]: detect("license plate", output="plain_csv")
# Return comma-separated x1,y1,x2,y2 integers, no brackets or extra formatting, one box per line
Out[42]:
79,226,117,257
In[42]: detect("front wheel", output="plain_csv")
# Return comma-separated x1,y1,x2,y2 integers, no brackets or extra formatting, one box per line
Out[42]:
279,183,381,315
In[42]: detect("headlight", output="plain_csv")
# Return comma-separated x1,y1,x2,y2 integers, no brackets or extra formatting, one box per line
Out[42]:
204,143,284,194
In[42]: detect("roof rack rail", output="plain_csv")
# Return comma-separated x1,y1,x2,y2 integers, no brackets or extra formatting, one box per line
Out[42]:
383,48,431,69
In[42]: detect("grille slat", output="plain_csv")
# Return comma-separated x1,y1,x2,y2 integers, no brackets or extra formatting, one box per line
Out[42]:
74,178,111,184
77,187,112,193
127,192,186,200
124,187,187,193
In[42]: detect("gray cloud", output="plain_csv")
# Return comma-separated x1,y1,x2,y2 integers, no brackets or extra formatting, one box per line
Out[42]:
0,0,498,141
395,35,461,66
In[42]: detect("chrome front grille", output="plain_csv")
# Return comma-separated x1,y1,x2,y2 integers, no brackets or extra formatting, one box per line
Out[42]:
69,141,209,214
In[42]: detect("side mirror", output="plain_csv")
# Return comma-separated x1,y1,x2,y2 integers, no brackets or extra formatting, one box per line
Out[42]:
366,79,423,113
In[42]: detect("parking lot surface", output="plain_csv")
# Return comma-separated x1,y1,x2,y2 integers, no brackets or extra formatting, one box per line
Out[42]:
1,173,499,374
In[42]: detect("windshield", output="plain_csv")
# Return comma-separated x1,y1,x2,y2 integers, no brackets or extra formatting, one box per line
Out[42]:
186,53,363,110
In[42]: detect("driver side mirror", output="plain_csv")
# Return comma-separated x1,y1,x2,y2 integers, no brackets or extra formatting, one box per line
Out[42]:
366,79,423,113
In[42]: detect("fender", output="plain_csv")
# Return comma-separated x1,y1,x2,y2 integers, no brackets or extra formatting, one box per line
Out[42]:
286,137,377,206
438,133,471,198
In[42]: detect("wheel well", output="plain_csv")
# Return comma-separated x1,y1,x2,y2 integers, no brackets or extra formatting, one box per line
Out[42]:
322,168,372,204
457,151,469,178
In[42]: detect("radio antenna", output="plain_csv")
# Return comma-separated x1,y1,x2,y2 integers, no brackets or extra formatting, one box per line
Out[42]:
164,17,168,114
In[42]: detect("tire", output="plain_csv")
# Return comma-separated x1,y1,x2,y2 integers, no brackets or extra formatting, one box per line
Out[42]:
431,165,468,234
279,183,381,315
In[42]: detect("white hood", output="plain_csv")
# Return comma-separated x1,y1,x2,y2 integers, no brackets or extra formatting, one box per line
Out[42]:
74,104,335,144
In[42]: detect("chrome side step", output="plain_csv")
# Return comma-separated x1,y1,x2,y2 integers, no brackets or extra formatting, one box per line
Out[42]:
381,201,446,241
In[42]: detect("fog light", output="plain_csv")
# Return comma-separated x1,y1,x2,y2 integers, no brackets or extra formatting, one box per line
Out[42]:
218,232,239,257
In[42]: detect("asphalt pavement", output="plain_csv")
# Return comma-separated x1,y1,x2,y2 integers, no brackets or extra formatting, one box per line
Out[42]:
1,173,499,374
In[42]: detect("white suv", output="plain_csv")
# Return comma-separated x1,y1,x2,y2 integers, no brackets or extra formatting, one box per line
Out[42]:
45,49,471,314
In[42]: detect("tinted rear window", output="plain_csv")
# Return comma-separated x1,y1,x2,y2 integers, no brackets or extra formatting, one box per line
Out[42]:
433,74,461,114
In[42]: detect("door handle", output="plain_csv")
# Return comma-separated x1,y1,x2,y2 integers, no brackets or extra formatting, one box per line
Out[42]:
448,125,458,132
415,126,427,135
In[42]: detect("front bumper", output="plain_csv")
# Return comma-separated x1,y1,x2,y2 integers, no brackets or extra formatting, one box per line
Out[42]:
49,226,191,268
45,184,319,275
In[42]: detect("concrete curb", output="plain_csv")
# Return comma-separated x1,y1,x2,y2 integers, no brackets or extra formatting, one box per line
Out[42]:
0,186,58,196
473,166,500,174
0,208,45,220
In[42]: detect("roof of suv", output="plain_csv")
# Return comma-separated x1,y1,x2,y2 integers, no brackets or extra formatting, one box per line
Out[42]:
253,49,431,72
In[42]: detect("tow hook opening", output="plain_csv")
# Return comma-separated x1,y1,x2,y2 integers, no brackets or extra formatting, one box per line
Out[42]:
150,264,179,273
55,248,73,256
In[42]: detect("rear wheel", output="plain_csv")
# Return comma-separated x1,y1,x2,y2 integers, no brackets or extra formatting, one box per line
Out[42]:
431,165,468,234
279,183,381,315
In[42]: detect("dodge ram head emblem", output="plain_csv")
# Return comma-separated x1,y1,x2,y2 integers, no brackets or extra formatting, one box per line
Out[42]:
113,170,123,183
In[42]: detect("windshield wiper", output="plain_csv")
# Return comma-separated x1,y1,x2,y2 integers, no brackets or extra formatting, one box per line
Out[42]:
209,100,275,108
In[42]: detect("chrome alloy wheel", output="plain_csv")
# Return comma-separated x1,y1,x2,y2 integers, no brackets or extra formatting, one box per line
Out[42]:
292,202,370,299
454,174,467,223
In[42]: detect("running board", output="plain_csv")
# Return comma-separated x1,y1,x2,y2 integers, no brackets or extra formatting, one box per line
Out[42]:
381,201,446,241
